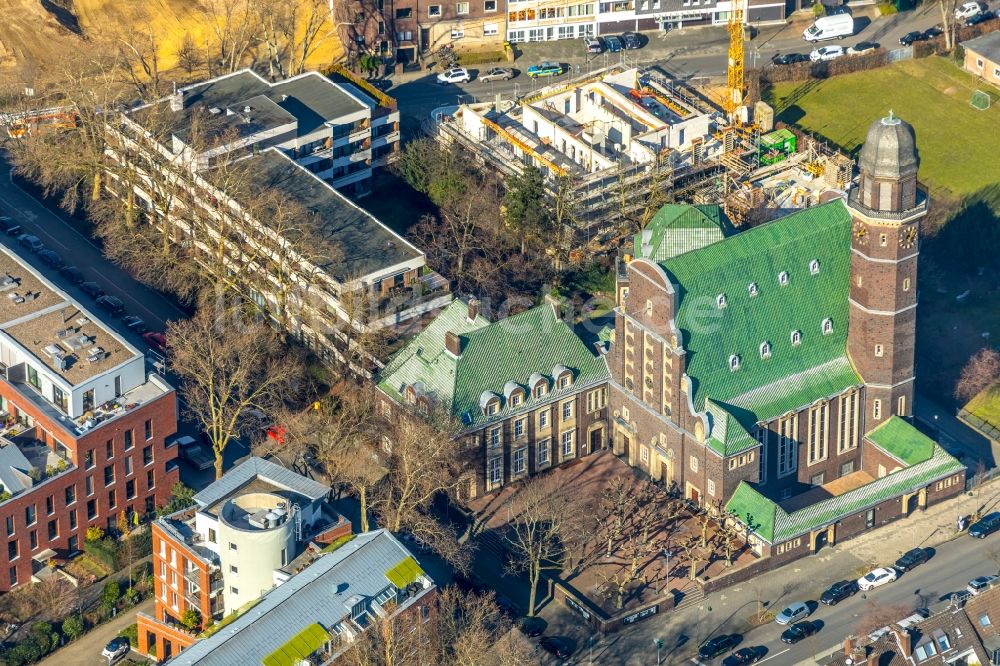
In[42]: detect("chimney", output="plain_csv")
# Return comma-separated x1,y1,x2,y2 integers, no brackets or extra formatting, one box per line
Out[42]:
467,298,479,323
892,624,911,657
867,651,878,666
445,331,462,357
169,82,184,112
843,635,856,656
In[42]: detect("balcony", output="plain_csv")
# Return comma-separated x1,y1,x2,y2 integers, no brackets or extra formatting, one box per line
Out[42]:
0,434,75,503
847,188,928,222
372,131,399,150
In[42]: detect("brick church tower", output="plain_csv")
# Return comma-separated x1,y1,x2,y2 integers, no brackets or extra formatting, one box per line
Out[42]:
847,112,927,431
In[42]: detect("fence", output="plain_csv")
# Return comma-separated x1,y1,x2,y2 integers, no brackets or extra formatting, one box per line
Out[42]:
887,46,913,63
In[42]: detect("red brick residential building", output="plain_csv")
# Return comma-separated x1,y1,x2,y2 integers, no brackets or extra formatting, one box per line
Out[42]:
137,457,351,661
0,246,178,591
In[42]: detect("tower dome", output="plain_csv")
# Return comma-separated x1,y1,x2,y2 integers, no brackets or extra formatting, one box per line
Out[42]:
857,111,918,180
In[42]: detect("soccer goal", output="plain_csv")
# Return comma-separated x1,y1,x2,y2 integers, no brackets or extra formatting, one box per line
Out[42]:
971,90,991,111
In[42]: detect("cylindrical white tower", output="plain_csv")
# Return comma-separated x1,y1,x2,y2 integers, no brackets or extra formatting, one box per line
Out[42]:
217,492,296,613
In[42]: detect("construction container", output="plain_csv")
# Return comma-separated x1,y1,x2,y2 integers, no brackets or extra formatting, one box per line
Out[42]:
759,129,797,166
754,101,774,132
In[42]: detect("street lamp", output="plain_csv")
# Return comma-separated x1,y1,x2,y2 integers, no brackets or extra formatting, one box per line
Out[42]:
653,638,664,665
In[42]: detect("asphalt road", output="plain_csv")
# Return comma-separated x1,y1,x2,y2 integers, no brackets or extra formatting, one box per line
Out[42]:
691,533,1000,665
387,2,952,122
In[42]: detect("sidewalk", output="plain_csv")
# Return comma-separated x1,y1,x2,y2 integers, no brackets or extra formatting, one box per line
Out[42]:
540,473,1000,664
37,597,154,666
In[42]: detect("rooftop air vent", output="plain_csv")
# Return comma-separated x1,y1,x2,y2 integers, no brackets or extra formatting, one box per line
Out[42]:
209,107,222,115
75,317,90,326
0,275,18,292
243,105,252,113
56,327,75,340
8,293,24,304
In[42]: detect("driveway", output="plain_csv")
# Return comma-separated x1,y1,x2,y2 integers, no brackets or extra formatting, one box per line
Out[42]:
36,597,154,666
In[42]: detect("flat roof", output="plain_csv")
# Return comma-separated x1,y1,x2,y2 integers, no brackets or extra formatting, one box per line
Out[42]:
0,246,139,387
245,150,422,280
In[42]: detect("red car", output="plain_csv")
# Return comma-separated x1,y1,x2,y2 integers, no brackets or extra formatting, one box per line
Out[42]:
141,331,167,354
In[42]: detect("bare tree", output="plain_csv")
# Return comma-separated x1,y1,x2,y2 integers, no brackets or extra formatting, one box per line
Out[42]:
203,0,259,73
676,535,707,581
599,532,659,610
168,309,304,478
176,33,202,76
504,475,578,616
955,347,1000,403
597,475,641,558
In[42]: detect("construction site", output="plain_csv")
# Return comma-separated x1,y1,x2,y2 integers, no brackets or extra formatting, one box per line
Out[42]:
434,4,857,249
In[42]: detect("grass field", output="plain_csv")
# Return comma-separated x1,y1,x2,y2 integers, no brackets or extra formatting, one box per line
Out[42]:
768,57,1000,203
768,57,1000,402
964,384,1000,432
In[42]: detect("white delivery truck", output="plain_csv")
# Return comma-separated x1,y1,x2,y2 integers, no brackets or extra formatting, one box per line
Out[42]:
803,14,855,41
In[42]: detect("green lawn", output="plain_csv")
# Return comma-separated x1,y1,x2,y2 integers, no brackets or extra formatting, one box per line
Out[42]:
964,384,1000,431
768,57,1000,202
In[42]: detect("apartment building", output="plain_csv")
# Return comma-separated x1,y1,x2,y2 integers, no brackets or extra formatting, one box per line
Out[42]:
107,73,449,367
0,246,178,591
137,457,352,661
378,297,611,498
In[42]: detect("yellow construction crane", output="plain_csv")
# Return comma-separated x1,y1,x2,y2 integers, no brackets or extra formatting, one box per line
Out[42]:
724,0,747,123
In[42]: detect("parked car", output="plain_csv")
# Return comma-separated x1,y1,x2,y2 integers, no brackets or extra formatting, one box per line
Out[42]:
59,265,85,284
969,512,1000,538
142,331,168,353
894,547,931,572
810,45,845,62
122,315,146,333
436,67,471,84
527,62,564,78
604,35,624,52
955,1,984,19
102,636,130,660
0,216,22,236
698,634,740,659
966,10,996,26
621,32,642,49
175,435,214,471
37,249,63,269
968,575,999,596
775,601,811,625
848,41,879,55
96,295,125,316
857,567,898,591
899,30,926,46
781,620,819,644
80,281,104,299
772,52,809,65
518,617,545,637
539,636,572,660
730,647,763,664
820,580,858,605
479,67,514,83
923,26,944,39
16,234,44,252
584,37,603,53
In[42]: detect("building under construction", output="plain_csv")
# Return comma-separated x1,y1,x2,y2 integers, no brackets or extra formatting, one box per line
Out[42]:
436,66,728,239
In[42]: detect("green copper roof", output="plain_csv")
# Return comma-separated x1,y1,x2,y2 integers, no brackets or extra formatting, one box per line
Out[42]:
866,416,936,465
634,204,729,262
385,555,425,589
262,623,328,666
706,400,758,456
662,201,860,427
379,299,609,429
727,444,963,543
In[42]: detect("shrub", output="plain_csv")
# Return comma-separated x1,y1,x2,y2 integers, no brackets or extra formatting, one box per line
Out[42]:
119,622,139,647
0,491,10,502
62,615,85,641
812,2,826,16
102,580,121,610
123,586,141,607
85,526,105,543
180,609,202,631
877,1,897,14
457,50,506,65
84,537,120,572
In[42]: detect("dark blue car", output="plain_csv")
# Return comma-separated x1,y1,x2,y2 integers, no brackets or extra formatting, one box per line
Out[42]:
970,512,1000,538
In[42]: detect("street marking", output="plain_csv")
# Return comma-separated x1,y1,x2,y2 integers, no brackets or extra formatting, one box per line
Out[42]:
758,648,790,663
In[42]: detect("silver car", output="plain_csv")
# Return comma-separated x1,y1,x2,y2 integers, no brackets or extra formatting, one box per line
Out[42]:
775,601,811,625
479,67,514,83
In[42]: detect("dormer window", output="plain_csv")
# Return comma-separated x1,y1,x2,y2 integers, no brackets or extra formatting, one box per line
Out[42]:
748,283,759,297
480,390,502,417
534,383,547,398
821,318,833,335
791,330,802,346
485,401,499,416
558,375,571,389
778,271,789,287
552,365,572,390
729,354,741,371
716,293,727,309
809,259,820,275
759,341,771,359
510,393,522,407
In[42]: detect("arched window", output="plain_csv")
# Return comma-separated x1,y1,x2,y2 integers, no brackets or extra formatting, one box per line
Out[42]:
748,283,759,297
822,318,833,335
791,330,802,346
778,271,789,287
759,341,771,359
729,354,741,371
809,260,820,275
716,293,727,309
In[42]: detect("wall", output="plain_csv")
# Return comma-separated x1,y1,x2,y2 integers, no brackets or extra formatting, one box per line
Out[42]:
964,51,1000,87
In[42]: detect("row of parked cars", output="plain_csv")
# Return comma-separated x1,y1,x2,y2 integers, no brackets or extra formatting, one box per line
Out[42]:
771,40,879,66
583,32,642,54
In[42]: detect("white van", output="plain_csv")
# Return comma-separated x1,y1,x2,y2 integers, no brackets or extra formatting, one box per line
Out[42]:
803,14,855,41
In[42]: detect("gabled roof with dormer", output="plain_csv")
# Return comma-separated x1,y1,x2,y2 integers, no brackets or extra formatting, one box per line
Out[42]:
378,299,609,430
659,201,861,429
634,204,731,262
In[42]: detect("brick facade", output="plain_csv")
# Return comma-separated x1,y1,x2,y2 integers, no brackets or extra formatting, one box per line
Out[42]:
0,382,178,591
